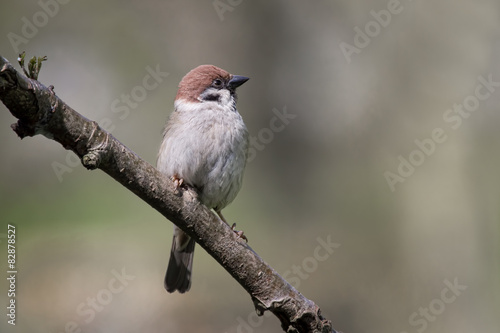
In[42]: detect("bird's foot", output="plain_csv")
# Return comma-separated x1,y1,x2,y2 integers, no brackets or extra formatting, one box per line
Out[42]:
170,176,185,196
231,223,248,242
216,210,248,242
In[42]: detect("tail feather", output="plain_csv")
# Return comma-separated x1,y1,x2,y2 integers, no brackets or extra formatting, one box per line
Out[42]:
165,228,195,293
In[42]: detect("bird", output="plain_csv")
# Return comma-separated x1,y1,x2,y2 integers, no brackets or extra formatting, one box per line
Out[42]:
157,65,249,293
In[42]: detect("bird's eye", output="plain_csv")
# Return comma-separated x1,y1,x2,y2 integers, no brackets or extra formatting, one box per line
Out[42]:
212,79,223,87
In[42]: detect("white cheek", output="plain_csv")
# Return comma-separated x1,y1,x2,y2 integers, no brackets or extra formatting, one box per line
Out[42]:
194,87,233,106
218,90,231,104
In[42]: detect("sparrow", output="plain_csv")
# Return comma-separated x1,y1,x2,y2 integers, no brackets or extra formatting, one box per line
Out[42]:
157,65,249,293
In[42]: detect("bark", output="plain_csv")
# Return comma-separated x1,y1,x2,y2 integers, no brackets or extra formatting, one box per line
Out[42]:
0,55,338,333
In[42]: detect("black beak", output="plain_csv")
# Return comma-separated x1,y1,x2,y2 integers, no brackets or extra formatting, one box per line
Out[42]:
228,75,249,89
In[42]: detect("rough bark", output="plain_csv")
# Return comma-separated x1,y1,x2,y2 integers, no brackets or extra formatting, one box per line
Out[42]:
0,55,338,333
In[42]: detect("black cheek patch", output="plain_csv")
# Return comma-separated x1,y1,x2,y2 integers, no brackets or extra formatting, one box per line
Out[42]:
202,93,220,102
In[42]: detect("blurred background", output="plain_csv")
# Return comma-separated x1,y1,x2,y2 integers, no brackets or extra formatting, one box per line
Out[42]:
1,1,499,332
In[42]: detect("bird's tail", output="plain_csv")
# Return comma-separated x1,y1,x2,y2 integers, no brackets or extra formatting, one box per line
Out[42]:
165,226,195,293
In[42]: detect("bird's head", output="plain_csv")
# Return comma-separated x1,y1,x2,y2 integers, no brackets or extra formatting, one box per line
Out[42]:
175,65,249,106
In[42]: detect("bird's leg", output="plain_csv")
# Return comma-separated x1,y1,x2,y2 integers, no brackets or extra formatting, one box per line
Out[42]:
216,210,248,242
216,209,228,224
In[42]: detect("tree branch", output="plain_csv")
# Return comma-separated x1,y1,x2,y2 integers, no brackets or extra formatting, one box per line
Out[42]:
0,55,338,333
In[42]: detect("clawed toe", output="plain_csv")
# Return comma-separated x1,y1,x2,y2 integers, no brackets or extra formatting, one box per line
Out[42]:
215,211,248,242
170,176,185,195
231,223,248,242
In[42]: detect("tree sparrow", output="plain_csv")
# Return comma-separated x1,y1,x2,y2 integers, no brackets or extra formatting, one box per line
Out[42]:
157,65,249,293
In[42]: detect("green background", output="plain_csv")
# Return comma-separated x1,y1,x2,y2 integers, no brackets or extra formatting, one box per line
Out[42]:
1,1,499,332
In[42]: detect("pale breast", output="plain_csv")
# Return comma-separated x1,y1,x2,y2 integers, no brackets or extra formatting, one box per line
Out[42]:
157,100,248,209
